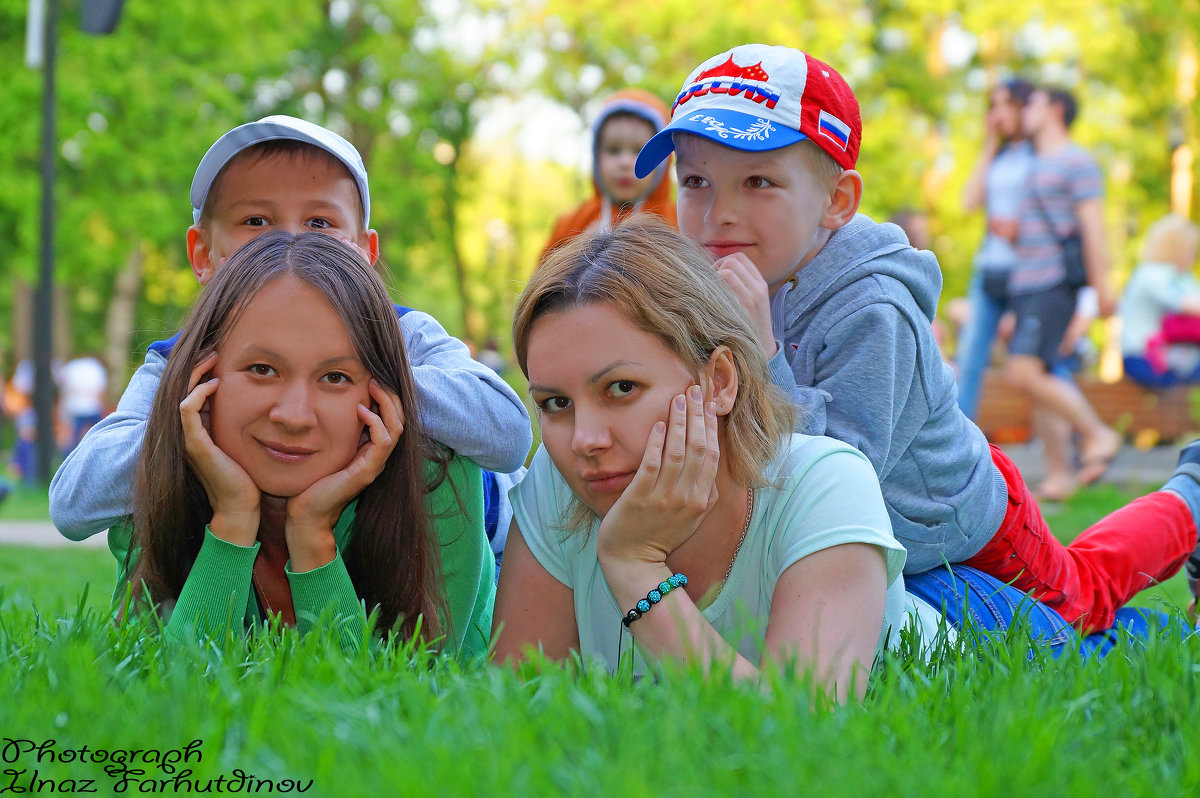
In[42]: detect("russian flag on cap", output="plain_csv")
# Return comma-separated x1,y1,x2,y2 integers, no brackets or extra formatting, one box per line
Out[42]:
817,110,850,151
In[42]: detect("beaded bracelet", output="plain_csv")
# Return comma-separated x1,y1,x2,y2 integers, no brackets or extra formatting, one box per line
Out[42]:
622,573,688,627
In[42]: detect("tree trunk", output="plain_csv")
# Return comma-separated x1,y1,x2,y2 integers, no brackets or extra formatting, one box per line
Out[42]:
443,157,472,343
1172,40,1197,216
102,245,143,405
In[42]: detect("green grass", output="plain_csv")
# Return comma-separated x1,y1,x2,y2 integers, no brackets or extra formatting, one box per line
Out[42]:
0,480,51,521
0,600,1196,796
0,483,1197,796
0,545,114,615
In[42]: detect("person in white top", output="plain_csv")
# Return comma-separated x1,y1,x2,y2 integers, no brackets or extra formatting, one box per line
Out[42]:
1119,214,1200,387
493,218,913,700
58,354,108,453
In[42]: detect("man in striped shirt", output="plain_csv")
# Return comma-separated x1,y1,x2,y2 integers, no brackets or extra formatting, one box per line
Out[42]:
1006,86,1121,485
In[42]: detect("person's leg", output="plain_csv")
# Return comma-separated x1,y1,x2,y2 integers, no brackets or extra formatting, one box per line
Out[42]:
1007,287,1120,479
1030,402,1075,500
962,444,1196,633
906,565,1074,652
906,566,1187,659
1076,606,1185,659
955,276,1006,420
1161,441,1200,618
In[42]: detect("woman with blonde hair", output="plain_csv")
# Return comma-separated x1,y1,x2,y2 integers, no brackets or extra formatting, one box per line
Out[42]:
1120,214,1200,387
496,217,912,699
493,217,1189,698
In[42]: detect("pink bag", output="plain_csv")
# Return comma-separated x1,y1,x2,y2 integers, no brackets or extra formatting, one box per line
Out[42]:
1145,313,1200,373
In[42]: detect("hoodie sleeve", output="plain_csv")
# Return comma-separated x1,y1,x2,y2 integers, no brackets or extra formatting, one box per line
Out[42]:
810,302,920,480
400,310,533,473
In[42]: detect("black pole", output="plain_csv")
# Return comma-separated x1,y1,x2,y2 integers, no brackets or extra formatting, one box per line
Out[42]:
33,0,58,483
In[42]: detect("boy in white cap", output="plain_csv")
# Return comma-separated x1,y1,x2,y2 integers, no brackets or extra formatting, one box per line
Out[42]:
634,43,1200,630
51,116,532,556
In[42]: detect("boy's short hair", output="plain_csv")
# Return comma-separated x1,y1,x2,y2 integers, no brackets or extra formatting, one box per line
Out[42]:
999,77,1035,106
1043,87,1078,128
190,115,371,228
635,43,860,178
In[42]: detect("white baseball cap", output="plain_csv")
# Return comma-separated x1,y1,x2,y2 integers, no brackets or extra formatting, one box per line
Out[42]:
190,115,371,227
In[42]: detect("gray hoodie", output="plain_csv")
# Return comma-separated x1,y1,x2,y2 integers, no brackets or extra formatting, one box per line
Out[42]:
766,214,1007,571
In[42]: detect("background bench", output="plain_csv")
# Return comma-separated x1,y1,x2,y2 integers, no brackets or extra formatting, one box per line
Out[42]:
974,369,1199,445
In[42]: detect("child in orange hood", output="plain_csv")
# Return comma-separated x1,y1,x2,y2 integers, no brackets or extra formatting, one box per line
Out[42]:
541,89,677,258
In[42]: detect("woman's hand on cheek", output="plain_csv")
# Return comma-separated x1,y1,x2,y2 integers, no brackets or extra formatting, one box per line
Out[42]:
285,380,404,571
180,353,261,546
596,385,720,569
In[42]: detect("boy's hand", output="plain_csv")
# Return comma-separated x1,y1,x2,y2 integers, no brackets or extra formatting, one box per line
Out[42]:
284,380,404,571
714,253,778,359
340,238,372,264
179,354,261,545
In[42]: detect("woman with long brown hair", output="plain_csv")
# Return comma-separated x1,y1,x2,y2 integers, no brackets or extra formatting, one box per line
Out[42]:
112,231,494,656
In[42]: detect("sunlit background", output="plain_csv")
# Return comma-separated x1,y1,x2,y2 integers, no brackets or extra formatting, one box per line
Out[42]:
2,0,1197,399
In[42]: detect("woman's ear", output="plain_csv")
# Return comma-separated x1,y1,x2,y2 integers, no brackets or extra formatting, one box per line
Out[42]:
702,346,739,417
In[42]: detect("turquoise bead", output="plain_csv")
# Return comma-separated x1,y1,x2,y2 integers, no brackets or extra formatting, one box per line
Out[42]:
637,599,651,613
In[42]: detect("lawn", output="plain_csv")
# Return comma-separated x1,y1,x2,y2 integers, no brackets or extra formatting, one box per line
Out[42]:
0,480,54,522
0,483,1197,796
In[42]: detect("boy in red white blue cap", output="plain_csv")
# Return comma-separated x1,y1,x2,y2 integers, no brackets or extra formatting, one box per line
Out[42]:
635,43,1200,631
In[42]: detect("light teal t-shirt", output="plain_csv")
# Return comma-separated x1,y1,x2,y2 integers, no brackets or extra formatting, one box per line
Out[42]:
511,434,910,673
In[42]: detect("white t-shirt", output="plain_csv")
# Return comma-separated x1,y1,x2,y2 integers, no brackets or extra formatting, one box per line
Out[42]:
59,356,107,417
511,433,916,673
974,141,1034,272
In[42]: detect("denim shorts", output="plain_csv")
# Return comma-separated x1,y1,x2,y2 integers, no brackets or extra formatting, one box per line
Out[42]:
905,564,1177,660
1008,282,1078,369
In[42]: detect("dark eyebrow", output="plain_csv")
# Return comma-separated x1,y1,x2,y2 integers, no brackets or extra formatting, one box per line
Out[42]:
239,345,363,371
528,360,642,395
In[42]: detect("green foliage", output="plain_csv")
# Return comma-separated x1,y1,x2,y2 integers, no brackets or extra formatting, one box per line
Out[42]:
2,0,1199,383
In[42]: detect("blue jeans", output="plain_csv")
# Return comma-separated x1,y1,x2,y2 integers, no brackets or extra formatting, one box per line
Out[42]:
1123,355,1200,388
955,274,1007,421
905,564,1181,660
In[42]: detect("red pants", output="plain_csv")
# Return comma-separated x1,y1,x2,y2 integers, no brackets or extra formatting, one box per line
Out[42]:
962,444,1196,633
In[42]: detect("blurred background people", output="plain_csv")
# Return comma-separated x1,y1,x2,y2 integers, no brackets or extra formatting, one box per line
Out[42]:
956,77,1035,421
57,352,108,455
1005,86,1121,497
1120,214,1200,387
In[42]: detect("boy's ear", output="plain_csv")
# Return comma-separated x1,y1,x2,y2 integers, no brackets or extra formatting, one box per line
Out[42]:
187,226,216,285
702,346,738,417
821,170,863,232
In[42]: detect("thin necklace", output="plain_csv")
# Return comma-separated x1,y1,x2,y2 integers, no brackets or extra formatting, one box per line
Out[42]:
251,566,274,616
722,486,754,585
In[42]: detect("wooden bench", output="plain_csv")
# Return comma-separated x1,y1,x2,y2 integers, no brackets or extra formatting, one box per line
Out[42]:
975,369,1200,445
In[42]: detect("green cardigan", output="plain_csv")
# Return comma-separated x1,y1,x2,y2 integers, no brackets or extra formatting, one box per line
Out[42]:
110,455,495,658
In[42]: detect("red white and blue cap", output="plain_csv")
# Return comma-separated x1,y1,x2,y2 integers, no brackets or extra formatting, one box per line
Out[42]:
190,115,371,227
635,44,861,178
